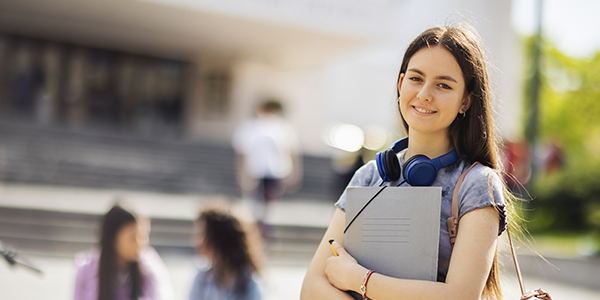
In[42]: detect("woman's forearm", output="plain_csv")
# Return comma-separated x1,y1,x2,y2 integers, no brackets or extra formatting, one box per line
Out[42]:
363,274,468,300
300,275,355,300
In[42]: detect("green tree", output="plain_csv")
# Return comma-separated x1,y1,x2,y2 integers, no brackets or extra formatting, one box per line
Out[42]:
523,37,600,235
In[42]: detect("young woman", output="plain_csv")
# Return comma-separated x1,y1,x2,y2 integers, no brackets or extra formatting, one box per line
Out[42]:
189,203,263,300
301,25,508,300
74,204,174,300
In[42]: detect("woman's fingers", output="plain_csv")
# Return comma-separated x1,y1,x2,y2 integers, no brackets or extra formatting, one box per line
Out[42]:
325,241,362,292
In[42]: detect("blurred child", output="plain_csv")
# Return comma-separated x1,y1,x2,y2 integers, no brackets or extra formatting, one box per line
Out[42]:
74,203,174,300
190,202,264,300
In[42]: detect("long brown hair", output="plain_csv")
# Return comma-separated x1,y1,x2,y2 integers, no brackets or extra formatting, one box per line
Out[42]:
397,25,504,300
98,205,145,300
196,204,261,296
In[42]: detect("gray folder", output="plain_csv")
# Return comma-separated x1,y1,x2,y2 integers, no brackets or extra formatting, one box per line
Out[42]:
344,186,441,281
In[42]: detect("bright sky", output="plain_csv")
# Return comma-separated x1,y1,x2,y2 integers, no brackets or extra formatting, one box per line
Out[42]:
511,0,600,58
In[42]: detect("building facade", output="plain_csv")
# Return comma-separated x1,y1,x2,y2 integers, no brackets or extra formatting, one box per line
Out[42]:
0,0,520,157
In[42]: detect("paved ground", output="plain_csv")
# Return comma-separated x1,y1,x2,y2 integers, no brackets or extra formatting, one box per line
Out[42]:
3,253,600,300
1,183,600,299
0,182,336,226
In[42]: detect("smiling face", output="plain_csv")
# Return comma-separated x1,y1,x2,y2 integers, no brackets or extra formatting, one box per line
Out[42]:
398,46,471,139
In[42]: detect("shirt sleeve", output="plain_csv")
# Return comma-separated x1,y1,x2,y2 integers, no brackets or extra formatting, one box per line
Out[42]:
334,161,379,212
231,122,251,154
458,164,507,235
142,247,175,300
73,264,87,300
72,252,98,300
245,274,264,300
188,270,206,300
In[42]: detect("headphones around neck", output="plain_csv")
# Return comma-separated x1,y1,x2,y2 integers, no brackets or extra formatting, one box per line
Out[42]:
375,137,459,186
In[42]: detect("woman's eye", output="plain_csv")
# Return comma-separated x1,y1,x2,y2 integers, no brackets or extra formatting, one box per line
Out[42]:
438,83,452,89
409,77,422,82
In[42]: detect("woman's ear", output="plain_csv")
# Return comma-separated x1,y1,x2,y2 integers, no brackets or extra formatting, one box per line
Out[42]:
461,92,473,113
397,73,405,95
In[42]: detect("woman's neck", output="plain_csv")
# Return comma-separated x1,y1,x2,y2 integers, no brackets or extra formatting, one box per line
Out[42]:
405,130,453,159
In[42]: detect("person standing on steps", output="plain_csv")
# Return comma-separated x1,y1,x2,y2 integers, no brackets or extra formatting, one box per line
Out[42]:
232,99,303,234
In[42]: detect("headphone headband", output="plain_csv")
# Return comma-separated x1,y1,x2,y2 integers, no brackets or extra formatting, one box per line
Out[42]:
375,137,459,186
389,137,408,153
431,147,459,171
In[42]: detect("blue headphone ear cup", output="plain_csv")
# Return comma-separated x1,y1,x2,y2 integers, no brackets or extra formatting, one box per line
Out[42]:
383,149,401,182
403,155,437,186
376,149,401,182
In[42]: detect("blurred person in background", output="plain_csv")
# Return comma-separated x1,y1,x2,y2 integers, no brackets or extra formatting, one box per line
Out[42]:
190,201,264,300
74,203,174,300
231,99,302,233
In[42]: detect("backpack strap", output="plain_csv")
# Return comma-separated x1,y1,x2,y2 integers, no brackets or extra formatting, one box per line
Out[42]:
447,162,553,299
447,162,480,246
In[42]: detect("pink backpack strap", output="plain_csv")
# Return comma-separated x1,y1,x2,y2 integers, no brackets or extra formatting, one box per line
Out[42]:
447,162,481,246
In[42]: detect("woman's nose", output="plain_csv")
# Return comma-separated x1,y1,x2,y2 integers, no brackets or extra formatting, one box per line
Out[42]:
416,83,433,102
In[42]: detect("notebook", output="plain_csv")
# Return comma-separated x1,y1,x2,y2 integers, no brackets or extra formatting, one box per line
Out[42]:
344,186,442,281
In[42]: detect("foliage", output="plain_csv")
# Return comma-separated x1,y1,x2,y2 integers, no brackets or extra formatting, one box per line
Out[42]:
521,36,600,235
538,48,600,156
530,158,600,232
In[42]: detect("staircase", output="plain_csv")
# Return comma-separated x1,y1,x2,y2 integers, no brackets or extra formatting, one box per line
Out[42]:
0,121,337,200
0,121,336,264
0,206,326,264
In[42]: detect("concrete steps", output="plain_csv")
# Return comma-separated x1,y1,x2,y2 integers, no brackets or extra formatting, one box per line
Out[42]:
0,121,337,200
0,206,325,264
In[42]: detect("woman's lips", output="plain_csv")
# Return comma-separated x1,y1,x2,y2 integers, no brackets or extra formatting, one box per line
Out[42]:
413,106,436,114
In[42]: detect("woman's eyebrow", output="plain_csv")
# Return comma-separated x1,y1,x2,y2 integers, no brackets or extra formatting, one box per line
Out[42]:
407,68,425,76
437,75,458,83
407,68,458,83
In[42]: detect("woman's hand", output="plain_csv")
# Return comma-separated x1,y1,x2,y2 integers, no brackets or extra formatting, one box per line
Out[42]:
325,241,365,292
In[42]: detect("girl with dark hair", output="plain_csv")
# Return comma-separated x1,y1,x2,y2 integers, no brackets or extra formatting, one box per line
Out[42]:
74,204,174,300
189,203,263,300
301,24,512,300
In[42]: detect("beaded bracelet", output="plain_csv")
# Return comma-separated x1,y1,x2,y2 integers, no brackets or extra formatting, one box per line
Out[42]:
360,269,375,300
